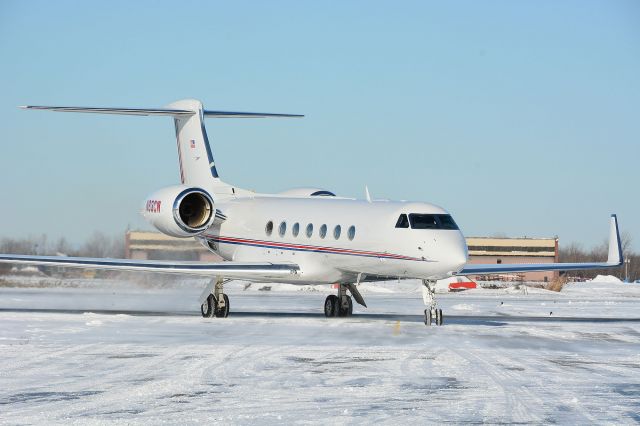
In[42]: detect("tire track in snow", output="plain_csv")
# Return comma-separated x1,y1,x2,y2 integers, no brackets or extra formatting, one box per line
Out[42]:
398,344,481,420
449,345,543,423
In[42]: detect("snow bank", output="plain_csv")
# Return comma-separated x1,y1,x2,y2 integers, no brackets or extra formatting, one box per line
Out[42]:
563,279,640,298
589,275,623,283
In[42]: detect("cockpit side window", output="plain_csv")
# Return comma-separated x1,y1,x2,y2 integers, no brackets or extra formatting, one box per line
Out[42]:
395,214,410,228
437,214,459,230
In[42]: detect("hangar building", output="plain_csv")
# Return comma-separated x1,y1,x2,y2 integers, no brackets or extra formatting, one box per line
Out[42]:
465,237,559,282
125,231,221,262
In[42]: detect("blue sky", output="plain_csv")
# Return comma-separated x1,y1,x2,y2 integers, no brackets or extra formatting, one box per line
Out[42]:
0,0,638,249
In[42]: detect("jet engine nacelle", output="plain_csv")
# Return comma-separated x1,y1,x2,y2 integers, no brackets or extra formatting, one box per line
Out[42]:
142,185,215,238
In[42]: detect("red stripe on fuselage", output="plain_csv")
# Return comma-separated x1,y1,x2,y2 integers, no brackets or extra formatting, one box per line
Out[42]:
205,235,424,261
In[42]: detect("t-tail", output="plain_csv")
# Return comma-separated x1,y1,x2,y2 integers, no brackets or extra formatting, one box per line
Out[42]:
20,99,303,197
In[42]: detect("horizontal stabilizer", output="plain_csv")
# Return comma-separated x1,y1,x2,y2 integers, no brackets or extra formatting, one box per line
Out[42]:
203,110,303,118
20,105,303,118
19,105,194,116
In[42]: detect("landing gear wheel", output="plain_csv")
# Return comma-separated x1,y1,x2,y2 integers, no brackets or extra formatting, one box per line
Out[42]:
337,295,353,317
215,294,230,318
424,309,432,326
435,308,443,326
201,294,216,318
324,295,339,317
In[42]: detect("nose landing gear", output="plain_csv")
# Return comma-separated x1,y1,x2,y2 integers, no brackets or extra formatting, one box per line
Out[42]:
422,279,443,326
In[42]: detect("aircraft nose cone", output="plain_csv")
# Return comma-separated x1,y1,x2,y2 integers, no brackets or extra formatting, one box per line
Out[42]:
443,232,468,272
454,246,468,270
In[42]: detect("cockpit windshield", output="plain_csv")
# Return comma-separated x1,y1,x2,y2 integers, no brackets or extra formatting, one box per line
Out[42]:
395,213,459,230
409,214,438,229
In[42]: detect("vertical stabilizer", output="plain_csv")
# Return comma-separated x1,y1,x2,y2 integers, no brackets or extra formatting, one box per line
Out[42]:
166,99,219,187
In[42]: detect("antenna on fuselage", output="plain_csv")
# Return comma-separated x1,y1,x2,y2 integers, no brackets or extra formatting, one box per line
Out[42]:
365,186,372,203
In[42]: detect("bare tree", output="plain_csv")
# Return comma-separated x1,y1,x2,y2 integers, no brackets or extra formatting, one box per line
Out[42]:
53,236,76,256
80,231,111,258
621,231,633,257
108,233,125,258
79,231,125,258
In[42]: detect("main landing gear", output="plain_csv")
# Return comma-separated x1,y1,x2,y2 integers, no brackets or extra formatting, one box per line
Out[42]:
200,278,230,318
422,279,443,326
324,284,355,317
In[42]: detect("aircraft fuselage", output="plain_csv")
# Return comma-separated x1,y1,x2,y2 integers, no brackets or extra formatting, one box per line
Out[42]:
200,196,469,284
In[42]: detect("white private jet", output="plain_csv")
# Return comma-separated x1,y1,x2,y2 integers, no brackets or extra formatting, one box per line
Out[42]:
0,99,624,325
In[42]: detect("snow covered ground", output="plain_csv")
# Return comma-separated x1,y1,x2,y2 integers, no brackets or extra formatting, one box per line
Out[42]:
1,278,640,424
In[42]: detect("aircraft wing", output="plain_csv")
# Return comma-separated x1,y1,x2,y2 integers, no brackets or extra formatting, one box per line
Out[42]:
0,254,299,280
459,215,623,275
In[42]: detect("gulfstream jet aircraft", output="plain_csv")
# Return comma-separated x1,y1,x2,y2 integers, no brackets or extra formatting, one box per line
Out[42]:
0,99,624,325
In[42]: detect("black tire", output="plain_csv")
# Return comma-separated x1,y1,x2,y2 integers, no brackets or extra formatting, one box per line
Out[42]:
200,300,210,318
330,295,339,317
323,295,332,317
336,295,353,317
324,295,338,317
436,309,443,326
222,294,230,318
424,309,432,326
215,293,230,318
201,294,215,318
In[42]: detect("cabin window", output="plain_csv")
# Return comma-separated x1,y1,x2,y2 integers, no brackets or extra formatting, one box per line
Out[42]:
279,221,287,237
334,225,341,240
319,224,327,239
348,225,356,240
292,222,300,237
395,214,409,228
265,221,274,236
306,223,313,238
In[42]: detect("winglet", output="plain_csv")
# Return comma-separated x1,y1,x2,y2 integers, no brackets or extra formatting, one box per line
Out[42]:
607,214,623,266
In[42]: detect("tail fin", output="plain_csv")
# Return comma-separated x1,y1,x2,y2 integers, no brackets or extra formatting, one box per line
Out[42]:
166,99,219,186
20,99,303,195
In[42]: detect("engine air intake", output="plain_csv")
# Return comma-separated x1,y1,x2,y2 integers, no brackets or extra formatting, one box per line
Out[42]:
173,189,215,233
178,192,212,228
